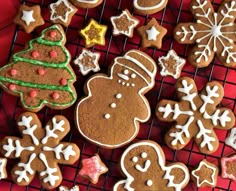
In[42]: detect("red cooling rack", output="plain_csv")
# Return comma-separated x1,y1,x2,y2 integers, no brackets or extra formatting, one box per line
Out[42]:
0,0,236,190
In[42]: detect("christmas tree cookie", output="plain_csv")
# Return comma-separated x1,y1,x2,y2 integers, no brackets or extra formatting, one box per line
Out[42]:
0,25,77,112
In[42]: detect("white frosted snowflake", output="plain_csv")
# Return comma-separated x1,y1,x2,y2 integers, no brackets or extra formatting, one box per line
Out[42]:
175,0,236,67
156,77,235,154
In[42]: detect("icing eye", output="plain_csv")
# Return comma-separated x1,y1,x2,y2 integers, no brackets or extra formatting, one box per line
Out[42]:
132,156,138,163
131,73,136,79
141,152,147,158
124,69,129,75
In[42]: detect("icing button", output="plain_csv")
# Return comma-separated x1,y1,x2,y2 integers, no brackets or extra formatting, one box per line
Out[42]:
50,50,57,58
30,90,37,98
32,51,39,58
10,69,17,76
50,31,57,38
37,68,45,75
52,92,59,100
9,84,16,90
60,78,67,86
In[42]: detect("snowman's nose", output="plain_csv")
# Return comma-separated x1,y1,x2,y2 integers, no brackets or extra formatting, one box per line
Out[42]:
117,73,130,81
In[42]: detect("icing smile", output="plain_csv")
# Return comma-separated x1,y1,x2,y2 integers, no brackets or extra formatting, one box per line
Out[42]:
135,160,151,172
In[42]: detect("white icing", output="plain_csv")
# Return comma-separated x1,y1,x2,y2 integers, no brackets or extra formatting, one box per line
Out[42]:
124,69,129,75
74,49,100,76
50,0,75,23
192,160,217,187
111,10,139,36
131,83,135,87
146,179,153,186
133,0,167,11
15,153,36,183
76,0,99,4
225,127,236,150
3,139,35,157
110,103,117,108
75,50,157,148
118,73,130,81
113,141,189,191
135,159,151,172
0,158,7,180
141,152,147,158
131,73,136,79
21,10,35,26
196,120,216,151
59,185,80,191
41,118,65,144
18,116,39,145
39,153,60,186
203,109,231,127
176,0,236,64
43,144,76,160
146,26,160,41
104,114,111,119
132,156,138,163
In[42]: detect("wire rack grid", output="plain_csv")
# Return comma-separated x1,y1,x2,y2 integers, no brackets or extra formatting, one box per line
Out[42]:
0,0,236,190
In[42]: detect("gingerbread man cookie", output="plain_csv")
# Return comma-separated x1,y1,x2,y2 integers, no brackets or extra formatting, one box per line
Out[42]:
75,50,157,148
156,77,235,154
113,140,189,191
174,0,236,68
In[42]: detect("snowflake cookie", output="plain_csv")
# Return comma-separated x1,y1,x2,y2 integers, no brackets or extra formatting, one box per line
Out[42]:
225,127,236,150
0,112,80,189
174,0,236,68
156,77,235,154
59,185,80,191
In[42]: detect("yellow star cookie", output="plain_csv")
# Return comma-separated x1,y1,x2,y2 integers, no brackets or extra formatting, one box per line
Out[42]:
80,19,107,48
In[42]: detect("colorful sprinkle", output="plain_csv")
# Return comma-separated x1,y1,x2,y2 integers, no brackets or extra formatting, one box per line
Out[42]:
30,90,37,98
50,31,57,38
31,51,39,58
50,50,57,58
52,92,59,100
37,68,45,75
60,78,67,86
10,69,17,76
9,84,16,90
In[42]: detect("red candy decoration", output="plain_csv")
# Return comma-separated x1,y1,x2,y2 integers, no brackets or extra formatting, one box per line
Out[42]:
52,92,59,100
50,31,57,38
32,51,39,58
30,90,37,98
10,69,17,76
9,84,16,90
37,68,45,75
60,78,67,86
50,50,57,58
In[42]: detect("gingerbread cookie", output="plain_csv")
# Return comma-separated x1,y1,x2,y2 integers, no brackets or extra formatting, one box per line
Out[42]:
221,155,236,181
69,0,103,8
158,49,186,79
0,158,7,180
225,127,236,150
0,112,80,189
156,77,235,154
75,50,157,148
59,185,80,191
74,48,100,75
80,19,107,48
133,0,168,15
14,5,45,33
191,159,218,188
174,0,236,68
111,9,139,37
137,18,167,48
79,154,108,184
113,140,189,191
50,0,78,27
0,25,77,112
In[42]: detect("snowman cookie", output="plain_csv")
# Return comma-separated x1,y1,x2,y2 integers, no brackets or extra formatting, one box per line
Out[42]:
113,140,189,191
75,50,157,149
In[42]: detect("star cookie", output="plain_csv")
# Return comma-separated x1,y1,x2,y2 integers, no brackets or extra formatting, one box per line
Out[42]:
79,154,108,184
137,18,167,48
14,5,44,33
191,159,218,187
111,9,139,37
74,49,100,75
158,49,186,79
80,19,107,48
59,185,79,191
0,158,7,180
221,155,236,181
50,0,78,27
225,127,236,150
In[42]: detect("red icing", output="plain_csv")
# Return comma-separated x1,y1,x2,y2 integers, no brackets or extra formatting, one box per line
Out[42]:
9,84,16,90
52,92,59,100
10,69,17,76
50,31,57,38
32,51,39,58
30,90,37,98
37,68,45,75
50,50,57,58
60,78,67,86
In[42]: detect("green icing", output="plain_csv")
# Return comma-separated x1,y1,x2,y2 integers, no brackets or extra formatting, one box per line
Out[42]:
0,25,77,110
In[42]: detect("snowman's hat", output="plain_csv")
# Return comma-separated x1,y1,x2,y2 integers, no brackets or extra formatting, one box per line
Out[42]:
115,50,157,85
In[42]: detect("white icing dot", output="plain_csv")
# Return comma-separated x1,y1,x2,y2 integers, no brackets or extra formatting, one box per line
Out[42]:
116,93,122,99
104,114,111,119
124,69,129,75
118,80,122,83
131,83,135,87
122,82,126,86
141,152,147,158
132,156,138,163
126,83,130,87
110,103,116,108
146,180,153,186
131,73,136,79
